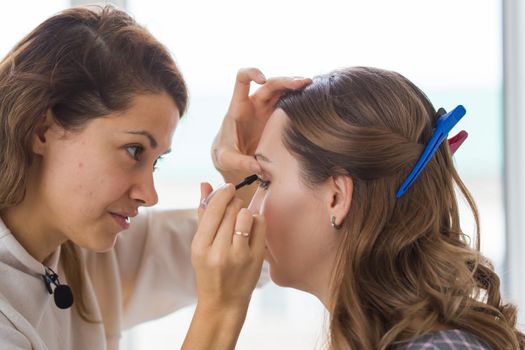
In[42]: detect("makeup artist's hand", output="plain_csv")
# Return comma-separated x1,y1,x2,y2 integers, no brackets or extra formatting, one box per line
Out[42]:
211,68,311,205
192,182,266,310
183,181,265,349
212,68,311,174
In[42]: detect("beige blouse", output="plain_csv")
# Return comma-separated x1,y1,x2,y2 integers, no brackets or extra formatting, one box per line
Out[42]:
0,208,198,350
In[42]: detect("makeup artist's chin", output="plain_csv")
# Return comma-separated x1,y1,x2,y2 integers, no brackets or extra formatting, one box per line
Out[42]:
71,232,118,254
82,218,128,252
90,232,119,253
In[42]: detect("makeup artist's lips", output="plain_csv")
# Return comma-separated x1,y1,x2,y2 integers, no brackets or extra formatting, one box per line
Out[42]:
109,211,136,230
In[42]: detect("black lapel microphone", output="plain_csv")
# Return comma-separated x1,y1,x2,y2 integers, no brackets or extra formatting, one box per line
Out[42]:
42,266,74,309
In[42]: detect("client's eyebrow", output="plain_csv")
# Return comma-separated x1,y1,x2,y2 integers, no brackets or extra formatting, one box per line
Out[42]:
254,153,272,163
126,130,158,148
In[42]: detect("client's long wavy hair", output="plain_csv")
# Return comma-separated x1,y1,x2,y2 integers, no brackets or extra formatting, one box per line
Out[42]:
0,6,187,322
278,67,524,349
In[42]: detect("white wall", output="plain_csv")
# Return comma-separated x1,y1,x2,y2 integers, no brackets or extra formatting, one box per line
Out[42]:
503,0,525,325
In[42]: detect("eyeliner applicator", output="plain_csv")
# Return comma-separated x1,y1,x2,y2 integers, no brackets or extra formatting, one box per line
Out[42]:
201,174,259,209
234,174,259,190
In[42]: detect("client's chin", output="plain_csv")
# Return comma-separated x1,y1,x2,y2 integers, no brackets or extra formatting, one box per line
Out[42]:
268,264,304,291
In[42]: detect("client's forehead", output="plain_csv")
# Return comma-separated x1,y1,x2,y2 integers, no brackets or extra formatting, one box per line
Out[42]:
255,109,288,162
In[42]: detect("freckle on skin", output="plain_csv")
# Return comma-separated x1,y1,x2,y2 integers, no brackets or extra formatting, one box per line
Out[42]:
78,162,83,168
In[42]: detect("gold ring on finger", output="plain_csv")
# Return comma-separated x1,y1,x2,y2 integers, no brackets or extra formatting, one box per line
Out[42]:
234,231,250,238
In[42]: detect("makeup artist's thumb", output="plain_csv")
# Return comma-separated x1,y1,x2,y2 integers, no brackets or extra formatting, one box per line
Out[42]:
217,148,261,174
238,154,261,174
198,182,213,221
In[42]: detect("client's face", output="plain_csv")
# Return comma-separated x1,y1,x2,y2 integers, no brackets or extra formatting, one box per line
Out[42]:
249,109,342,299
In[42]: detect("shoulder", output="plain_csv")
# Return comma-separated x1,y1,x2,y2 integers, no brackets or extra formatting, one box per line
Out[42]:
0,296,34,349
395,329,492,350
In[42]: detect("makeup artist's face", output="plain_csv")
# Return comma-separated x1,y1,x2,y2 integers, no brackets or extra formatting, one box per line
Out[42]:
33,92,178,252
249,109,342,296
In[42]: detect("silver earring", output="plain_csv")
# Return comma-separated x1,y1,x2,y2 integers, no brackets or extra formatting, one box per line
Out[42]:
331,216,342,230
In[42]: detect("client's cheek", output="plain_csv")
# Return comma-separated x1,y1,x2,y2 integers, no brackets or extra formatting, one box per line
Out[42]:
248,188,266,214
258,197,281,247
262,194,296,249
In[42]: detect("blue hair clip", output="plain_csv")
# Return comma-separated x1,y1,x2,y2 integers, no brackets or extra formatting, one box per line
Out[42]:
395,105,466,199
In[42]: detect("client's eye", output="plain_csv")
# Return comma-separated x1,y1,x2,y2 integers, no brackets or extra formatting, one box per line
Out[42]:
257,178,271,190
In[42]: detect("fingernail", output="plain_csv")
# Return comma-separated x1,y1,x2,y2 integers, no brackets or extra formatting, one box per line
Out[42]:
202,183,232,208
258,73,267,82
217,183,229,190
293,76,307,81
202,188,218,209
199,183,207,209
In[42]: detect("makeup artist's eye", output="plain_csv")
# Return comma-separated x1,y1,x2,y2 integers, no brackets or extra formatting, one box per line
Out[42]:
126,145,144,160
126,145,163,171
257,178,271,190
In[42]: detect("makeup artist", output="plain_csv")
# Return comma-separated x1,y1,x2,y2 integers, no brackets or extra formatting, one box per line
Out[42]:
0,6,309,350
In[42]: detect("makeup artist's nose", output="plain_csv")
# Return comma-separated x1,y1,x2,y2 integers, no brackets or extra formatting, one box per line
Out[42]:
248,187,264,214
129,171,158,207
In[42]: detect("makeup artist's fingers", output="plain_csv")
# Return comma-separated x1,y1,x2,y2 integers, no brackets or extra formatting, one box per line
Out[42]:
213,197,244,248
193,184,235,247
214,147,261,174
197,182,213,222
232,209,254,252
253,76,312,103
231,68,267,102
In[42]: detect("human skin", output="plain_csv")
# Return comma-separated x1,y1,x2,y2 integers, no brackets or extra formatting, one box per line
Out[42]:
0,91,266,350
0,64,313,350
248,108,353,307
2,92,178,263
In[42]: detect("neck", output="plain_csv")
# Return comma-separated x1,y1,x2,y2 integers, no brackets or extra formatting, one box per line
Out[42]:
296,263,336,311
1,205,66,263
0,169,66,263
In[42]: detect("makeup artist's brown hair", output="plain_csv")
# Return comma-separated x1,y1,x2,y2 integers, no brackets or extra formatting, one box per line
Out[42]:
278,67,524,349
0,5,187,322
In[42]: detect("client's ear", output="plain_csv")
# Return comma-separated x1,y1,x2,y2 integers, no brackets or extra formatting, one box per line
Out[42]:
32,109,55,156
326,175,353,229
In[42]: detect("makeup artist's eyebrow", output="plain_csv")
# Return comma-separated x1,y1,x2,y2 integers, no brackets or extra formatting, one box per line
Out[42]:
254,153,271,163
126,130,158,148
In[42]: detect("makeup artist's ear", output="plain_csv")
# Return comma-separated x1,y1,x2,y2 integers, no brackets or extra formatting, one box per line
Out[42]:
32,109,55,155
325,174,353,228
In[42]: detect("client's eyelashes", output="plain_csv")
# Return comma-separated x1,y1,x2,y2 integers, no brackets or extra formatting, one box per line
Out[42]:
257,177,271,190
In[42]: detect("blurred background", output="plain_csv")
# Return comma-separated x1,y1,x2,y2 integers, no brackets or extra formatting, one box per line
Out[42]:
2,1,523,349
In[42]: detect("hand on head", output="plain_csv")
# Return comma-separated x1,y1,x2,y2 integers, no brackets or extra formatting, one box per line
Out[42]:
212,68,311,177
